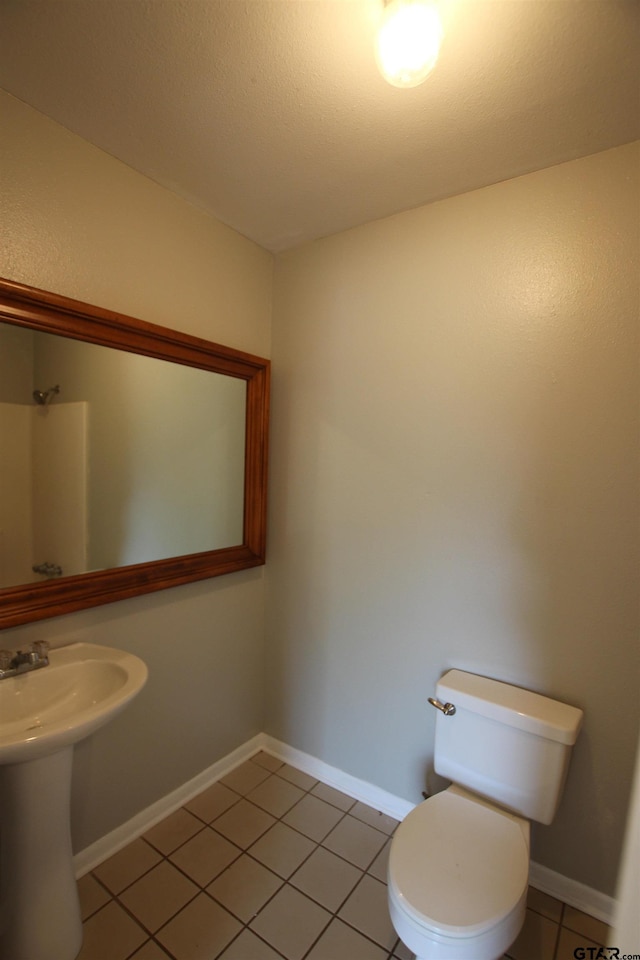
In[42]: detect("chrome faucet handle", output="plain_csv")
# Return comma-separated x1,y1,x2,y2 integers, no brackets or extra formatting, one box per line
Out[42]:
32,640,50,659
0,650,13,670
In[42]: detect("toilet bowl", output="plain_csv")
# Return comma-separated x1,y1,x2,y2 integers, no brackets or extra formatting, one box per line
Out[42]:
388,786,530,960
387,670,583,960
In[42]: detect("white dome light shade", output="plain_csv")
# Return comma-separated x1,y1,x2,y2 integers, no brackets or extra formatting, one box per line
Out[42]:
376,0,443,89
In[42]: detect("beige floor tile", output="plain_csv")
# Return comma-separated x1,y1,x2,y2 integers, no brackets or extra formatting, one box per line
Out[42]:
143,808,204,855
119,860,199,933
207,853,283,922
77,768,603,960
156,892,241,960
367,838,391,882
169,825,242,886
250,884,331,960
526,886,564,923
78,872,111,919
555,926,602,960
213,798,276,848
322,814,388,870
349,800,399,835
282,793,345,841
562,906,609,945
305,918,388,960
337,874,397,951
393,937,415,959
93,837,162,894
290,845,363,912
217,928,285,960
247,774,305,817
311,781,356,811
77,900,147,960
276,763,319,791
506,908,559,960
130,941,174,959
249,820,316,878
251,751,284,773
185,781,241,823
221,760,271,796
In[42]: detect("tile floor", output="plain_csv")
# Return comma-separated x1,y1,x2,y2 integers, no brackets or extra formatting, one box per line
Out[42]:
77,752,611,960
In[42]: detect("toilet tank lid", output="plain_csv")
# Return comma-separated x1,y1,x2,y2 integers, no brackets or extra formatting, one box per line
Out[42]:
437,670,583,745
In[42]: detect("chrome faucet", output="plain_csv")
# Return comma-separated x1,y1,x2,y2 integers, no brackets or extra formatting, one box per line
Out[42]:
0,641,50,680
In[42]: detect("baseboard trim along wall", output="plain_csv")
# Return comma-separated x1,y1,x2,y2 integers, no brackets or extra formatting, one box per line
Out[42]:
527,861,616,927
74,734,264,878
74,732,616,925
261,735,416,823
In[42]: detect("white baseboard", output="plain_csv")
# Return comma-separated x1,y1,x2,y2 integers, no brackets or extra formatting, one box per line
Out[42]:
528,861,615,926
260,734,415,823
74,733,265,878
74,731,616,925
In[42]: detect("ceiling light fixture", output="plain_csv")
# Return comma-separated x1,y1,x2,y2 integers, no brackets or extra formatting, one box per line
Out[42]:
375,0,443,89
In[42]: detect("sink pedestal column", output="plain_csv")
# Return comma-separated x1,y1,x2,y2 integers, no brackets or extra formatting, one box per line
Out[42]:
0,746,82,960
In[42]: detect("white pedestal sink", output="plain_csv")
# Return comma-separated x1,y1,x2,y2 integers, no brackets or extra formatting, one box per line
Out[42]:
0,642,148,960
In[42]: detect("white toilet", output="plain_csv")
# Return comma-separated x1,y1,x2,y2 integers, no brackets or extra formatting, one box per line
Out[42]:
387,669,583,960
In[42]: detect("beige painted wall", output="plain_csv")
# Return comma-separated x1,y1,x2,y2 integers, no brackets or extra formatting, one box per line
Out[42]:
2,87,638,898
0,91,273,851
266,142,640,896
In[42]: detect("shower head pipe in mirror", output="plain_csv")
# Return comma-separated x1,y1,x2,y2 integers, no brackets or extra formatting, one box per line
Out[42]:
0,277,270,629
33,384,60,405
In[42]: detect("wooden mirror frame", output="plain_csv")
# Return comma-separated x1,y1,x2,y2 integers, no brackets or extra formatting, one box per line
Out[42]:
0,277,269,629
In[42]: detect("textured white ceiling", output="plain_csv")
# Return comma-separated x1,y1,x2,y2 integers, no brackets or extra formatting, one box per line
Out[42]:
1,0,638,252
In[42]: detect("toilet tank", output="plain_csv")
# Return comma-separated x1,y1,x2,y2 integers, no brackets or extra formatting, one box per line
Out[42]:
433,670,583,825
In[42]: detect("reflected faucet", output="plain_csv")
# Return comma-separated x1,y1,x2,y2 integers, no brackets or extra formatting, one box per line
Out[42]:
32,562,63,578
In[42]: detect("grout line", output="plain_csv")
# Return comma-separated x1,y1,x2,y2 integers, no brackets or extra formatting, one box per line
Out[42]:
552,900,566,960
137,758,390,883
208,768,394,957
143,821,209,859
295,910,333,960
93,807,392,956
114,880,201,943
551,917,563,960
204,864,285,925
91,839,195,900
123,936,178,960
77,876,114,922
214,924,289,960
217,767,358,863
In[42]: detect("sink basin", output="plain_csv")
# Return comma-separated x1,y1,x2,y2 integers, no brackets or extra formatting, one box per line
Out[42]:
0,641,148,764
0,641,148,960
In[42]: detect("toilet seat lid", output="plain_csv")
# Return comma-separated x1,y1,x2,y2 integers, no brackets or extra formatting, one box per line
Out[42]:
388,787,529,939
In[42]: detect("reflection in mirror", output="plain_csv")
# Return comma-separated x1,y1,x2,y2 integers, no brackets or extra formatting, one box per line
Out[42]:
0,277,269,629
0,324,246,588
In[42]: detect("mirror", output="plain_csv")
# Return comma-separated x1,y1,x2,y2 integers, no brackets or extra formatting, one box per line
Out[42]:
0,277,270,629
0,326,247,583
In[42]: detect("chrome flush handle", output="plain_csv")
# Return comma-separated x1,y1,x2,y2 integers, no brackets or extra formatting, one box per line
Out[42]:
428,697,456,716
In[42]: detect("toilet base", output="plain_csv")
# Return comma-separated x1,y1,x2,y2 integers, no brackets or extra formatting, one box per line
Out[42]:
389,883,527,960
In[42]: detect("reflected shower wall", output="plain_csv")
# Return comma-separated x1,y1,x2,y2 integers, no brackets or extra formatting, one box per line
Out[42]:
0,403,32,585
0,321,247,581
32,332,246,569
0,401,88,587
32,402,88,578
